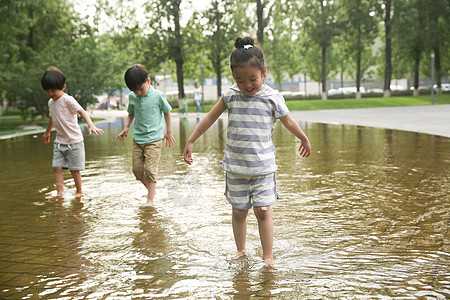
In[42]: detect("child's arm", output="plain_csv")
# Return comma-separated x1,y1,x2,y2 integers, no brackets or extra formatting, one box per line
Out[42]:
78,108,104,135
184,97,227,164
117,113,134,141
280,114,311,158
163,112,176,147
43,117,53,144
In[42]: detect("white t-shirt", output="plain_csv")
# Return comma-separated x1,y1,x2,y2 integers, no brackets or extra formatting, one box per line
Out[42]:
194,87,202,101
48,93,83,144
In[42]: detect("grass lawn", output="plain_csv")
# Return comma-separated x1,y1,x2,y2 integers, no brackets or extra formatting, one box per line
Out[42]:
285,94,450,111
173,94,450,113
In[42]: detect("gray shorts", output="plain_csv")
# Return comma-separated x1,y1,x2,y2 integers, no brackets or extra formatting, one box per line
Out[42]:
52,141,85,171
225,172,277,210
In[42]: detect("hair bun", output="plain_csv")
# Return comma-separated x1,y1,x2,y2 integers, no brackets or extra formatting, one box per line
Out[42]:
235,36,254,49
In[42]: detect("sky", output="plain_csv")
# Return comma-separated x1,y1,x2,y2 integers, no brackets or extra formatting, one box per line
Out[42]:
72,0,212,33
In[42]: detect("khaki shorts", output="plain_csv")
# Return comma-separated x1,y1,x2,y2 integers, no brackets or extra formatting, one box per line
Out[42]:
132,139,162,183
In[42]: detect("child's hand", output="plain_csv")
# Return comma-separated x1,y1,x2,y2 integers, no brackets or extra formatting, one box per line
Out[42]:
164,132,176,147
43,132,51,144
116,128,128,141
184,142,194,164
89,126,104,135
298,139,311,158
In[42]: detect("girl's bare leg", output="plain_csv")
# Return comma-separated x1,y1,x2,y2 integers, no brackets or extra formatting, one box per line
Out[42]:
232,207,249,258
254,206,274,266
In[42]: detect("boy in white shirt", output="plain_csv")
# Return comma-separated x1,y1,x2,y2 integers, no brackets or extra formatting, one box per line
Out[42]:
41,66,103,198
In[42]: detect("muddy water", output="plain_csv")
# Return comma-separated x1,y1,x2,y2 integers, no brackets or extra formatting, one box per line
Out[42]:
0,115,449,299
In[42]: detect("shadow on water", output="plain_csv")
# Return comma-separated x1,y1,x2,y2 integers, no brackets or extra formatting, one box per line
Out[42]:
0,115,449,298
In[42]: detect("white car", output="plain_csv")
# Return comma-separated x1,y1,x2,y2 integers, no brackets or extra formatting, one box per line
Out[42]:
433,83,450,91
390,85,406,91
328,87,366,95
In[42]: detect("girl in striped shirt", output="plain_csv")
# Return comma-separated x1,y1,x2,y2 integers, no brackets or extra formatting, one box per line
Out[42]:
184,36,311,267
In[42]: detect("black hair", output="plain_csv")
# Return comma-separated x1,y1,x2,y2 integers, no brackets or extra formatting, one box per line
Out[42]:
41,66,66,91
124,64,149,91
230,36,265,72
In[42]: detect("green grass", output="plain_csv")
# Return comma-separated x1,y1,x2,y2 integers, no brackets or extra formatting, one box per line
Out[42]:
172,94,450,113
0,116,48,135
285,94,450,111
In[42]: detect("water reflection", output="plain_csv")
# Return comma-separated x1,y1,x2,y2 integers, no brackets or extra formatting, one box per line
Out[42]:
0,115,449,298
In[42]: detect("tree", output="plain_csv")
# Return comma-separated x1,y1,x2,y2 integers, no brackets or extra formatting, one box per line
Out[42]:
423,0,449,94
382,0,393,97
145,0,186,100
255,0,275,48
302,0,340,100
265,1,302,91
393,0,427,95
0,0,94,115
201,0,249,97
341,0,378,98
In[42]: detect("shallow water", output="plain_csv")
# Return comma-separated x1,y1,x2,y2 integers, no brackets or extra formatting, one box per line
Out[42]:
0,115,449,299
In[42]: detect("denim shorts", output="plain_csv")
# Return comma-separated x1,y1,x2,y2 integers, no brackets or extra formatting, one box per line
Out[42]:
225,172,277,210
52,141,85,171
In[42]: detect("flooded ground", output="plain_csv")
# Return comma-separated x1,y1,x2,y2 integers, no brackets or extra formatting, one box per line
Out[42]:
0,114,449,299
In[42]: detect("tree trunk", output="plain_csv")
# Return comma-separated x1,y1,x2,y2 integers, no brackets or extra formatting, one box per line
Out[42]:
356,50,361,99
383,0,392,97
256,0,264,47
321,46,327,100
27,8,34,48
356,23,361,99
176,58,185,100
435,46,441,94
215,53,222,98
413,56,420,96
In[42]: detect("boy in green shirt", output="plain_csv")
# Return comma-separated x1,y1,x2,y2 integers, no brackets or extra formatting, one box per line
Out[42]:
117,64,176,206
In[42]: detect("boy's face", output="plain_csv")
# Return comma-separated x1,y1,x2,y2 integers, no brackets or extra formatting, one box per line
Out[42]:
232,64,267,96
45,84,65,100
133,78,151,97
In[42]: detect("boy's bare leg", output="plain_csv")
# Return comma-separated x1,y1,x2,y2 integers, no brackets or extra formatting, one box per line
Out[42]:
53,167,65,197
141,180,156,206
254,206,274,266
70,170,83,197
232,207,249,259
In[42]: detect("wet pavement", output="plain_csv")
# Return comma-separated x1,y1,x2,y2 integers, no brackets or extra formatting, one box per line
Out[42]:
0,108,449,298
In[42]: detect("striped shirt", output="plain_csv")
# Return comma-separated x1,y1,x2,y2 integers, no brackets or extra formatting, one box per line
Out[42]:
221,84,289,175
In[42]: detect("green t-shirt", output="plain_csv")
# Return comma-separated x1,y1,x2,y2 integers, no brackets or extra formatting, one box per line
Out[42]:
127,86,172,144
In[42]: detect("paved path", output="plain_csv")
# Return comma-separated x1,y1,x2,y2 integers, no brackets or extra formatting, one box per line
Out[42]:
290,104,450,138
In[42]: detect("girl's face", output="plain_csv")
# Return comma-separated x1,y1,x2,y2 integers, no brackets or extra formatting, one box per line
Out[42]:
232,64,267,96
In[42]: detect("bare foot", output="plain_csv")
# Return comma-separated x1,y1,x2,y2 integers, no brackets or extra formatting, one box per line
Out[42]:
75,192,84,198
142,201,154,207
45,193,64,200
228,251,246,260
263,258,275,268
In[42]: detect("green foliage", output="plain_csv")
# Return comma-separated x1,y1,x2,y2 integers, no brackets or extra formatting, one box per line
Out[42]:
1,0,450,117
